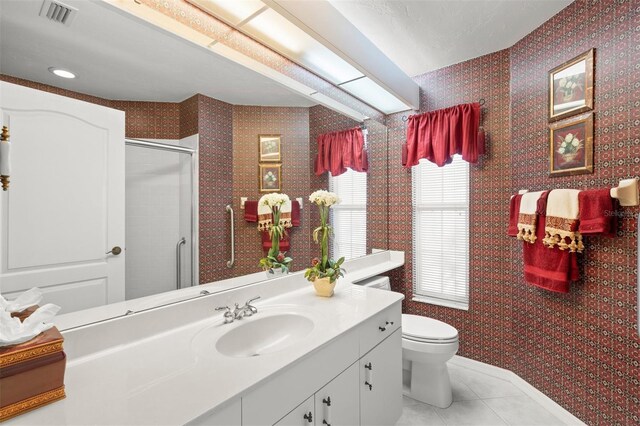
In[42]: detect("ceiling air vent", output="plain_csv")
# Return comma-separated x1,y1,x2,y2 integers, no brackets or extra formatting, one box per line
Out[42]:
39,0,78,26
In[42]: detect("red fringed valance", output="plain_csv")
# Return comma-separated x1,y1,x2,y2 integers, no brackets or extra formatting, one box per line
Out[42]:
315,127,368,176
402,102,485,168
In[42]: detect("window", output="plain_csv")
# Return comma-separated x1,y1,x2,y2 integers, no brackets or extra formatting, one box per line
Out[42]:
329,168,367,261
412,155,469,310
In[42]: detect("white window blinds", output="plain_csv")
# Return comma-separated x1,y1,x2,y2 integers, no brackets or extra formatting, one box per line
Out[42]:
329,168,367,261
412,155,469,309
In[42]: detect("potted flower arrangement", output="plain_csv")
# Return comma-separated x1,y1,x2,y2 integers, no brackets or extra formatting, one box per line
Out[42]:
258,193,293,277
304,190,345,297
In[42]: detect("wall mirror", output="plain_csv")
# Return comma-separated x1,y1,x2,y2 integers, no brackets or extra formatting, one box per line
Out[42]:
0,0,388,328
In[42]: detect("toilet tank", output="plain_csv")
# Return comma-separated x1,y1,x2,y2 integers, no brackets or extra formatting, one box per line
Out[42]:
354,275,391,291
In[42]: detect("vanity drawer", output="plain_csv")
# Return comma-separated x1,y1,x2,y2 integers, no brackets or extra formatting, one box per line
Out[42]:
359,302,401,356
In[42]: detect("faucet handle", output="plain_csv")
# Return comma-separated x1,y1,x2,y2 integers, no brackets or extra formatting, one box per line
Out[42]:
244,296,260,315
215,305,230,312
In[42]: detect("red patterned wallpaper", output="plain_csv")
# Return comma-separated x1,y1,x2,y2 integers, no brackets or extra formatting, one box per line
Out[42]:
385,1,639,424
231,106,313,276
197,94,234,283
509,1,639,423
385,48,513,369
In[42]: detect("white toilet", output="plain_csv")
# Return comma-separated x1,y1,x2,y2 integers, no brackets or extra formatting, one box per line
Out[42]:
355,276,459,408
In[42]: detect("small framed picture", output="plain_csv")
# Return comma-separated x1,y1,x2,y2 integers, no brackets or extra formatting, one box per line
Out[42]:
259,135,281,162
549,112,593,177
548,49,594,122
259,163,281,192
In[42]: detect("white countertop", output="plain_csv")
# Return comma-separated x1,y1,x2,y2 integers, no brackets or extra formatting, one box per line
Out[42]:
8,252,405,425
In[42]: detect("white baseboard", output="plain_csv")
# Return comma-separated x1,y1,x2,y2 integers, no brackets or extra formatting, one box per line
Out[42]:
449,355,585,426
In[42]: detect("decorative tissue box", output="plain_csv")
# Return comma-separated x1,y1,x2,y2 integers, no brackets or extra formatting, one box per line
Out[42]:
0,326,66,422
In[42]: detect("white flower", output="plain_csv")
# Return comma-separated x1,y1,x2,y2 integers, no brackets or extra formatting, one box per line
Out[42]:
564,133,573,143
571,139,580,147
309,190,340,207
559,78,567,88
561,141,567,147
559,147,566,154
261,193,289,207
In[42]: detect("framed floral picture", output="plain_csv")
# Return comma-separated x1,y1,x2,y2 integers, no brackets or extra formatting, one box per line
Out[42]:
259,163,281,192
548,49,594,122
549,112,593,177
259,135,281,162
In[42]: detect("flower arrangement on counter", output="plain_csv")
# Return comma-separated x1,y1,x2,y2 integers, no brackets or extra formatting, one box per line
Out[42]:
258,193,293,274
305,190,345,294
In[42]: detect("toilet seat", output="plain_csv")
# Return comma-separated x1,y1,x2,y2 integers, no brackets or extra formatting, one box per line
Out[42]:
402,314,458,344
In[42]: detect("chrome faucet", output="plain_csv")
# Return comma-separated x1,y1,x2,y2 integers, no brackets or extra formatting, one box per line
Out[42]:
215,296,260,323
241,296,261,317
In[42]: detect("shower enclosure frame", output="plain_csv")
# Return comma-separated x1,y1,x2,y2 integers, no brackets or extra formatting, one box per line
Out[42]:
125,137,199,288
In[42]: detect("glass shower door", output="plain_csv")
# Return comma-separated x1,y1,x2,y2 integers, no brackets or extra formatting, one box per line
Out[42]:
124,139,195,300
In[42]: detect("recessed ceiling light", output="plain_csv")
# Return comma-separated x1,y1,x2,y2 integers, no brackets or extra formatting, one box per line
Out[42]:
48,67,76,79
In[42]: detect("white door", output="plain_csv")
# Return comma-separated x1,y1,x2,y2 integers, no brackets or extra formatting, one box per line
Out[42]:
0,82,125,313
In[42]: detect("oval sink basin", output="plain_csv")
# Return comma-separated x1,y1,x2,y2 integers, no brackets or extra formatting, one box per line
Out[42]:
215,314,314,358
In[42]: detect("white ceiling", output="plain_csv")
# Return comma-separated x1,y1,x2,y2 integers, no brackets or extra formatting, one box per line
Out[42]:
328,0,573,77
0,0,316,106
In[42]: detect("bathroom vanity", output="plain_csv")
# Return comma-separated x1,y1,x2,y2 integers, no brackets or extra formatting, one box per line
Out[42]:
6,251,405,425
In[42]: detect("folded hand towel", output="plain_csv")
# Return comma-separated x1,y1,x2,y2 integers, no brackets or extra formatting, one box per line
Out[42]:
578,189,617,236
257,197,273,232
517,191,545,243
291,200,301,226
244,201,258,222
508,194,523,237
523,191,579,293
543,189,584,252
257,195,293,231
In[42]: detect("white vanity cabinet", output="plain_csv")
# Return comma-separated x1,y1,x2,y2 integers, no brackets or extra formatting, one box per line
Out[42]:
241,302,402,426
360,329,403,426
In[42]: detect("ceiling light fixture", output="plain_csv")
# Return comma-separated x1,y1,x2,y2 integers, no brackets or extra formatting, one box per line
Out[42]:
48,67,76,79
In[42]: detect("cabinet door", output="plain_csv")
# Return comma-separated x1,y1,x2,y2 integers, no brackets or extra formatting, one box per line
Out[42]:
314,363,359,426
275,395,315,426
359,329,402,426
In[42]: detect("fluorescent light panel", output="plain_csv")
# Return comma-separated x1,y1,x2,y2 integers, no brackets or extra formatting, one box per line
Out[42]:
241,9,363,85
340,77,411,114
186,0,265,26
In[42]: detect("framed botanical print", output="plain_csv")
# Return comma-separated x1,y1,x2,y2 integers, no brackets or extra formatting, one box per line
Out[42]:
549,112,593,177
259,163,281,192
548,49,594,121
259,135,281,162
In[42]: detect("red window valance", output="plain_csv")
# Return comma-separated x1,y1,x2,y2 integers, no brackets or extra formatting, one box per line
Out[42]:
315,127,368,176
402,102,485,168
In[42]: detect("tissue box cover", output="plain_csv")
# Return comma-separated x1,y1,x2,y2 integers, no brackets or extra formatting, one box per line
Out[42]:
0,327,66,421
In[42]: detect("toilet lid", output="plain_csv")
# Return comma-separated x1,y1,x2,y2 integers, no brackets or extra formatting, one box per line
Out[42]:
402,314,458,342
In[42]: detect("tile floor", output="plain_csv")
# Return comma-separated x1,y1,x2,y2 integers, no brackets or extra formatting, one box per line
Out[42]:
397,363,568,426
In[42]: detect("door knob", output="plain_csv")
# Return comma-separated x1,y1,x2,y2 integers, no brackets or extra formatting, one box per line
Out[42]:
106,246,122,255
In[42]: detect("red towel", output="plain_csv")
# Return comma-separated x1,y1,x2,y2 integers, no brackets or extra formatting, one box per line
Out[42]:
578,189,617,237
262,231,290,253
523,191,579,293
507,194,523,236
291,201,301,226
244,201,258,222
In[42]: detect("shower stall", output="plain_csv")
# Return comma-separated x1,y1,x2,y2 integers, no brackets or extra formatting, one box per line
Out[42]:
124,137,198,300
